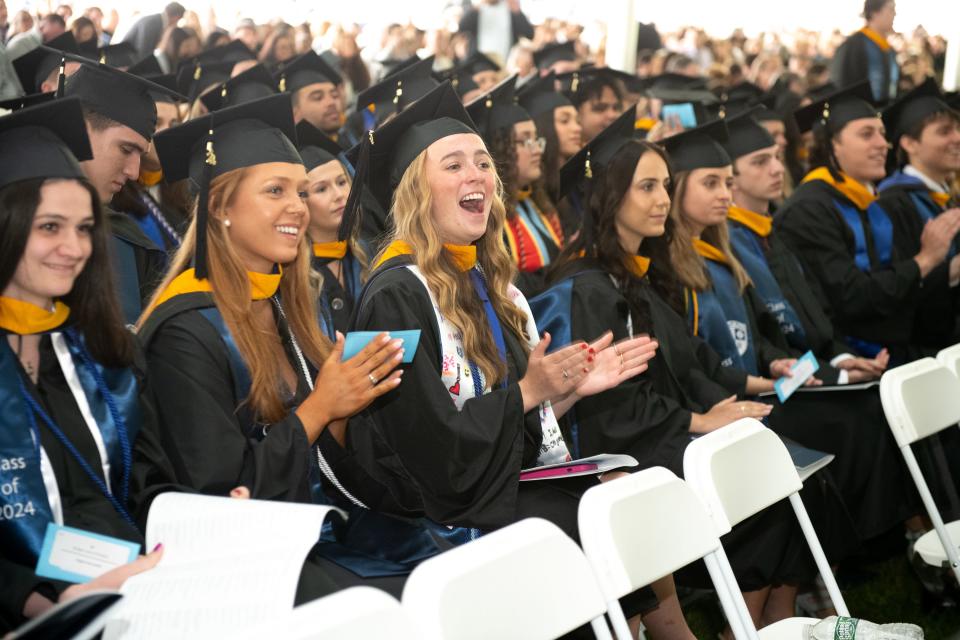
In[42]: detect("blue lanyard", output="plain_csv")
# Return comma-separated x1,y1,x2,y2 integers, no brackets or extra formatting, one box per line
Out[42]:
468,269,509,392
16,333,135,527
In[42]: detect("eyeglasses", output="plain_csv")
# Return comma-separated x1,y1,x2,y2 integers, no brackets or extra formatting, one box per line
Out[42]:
516,137,546,152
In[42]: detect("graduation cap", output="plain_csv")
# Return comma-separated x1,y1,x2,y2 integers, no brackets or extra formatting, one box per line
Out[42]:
144,75,181,104
882,77,955,143
643,72,711,99
154,93,301,278
465,75,530,146
793,81,878,134
717,81,764,104
946,91,960,111
343,82,476,237
188,40,257,67
559,105,637,199
381,55,421,80
0,97,93,190
201,63,277,112
516,71,573,119
660,118,731,173
275,50,342,94
12,32,80,93
0,91,56,113
296,119,345,171
453,52,501,78
806,81,837,102
556,67,643,97
97,42,138,68
354,56,438,118
64,61,186,141
753,92,786,122
722,108,777,160
176,60,234,101
533,41,576,71
128,54,164,77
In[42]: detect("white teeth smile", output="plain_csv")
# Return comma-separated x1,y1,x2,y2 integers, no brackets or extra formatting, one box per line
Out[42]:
461,193,483,202
275,225,299,235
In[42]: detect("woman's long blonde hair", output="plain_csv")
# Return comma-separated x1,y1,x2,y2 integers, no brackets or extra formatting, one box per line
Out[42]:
667,171,752,294
376,149,529,386
138,167,331,423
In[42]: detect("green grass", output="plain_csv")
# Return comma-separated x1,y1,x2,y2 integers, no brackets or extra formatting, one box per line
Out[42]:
685,554,960,639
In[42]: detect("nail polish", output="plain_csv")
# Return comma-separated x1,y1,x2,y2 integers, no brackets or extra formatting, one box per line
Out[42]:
152,543,163,552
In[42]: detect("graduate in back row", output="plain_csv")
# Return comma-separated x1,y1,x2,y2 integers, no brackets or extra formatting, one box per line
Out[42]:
775,83,960,363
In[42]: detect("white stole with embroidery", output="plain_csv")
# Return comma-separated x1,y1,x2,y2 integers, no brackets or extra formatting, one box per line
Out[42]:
405,266,571,466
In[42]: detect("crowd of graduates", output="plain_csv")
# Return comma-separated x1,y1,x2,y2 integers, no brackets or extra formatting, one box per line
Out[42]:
1,0,959,637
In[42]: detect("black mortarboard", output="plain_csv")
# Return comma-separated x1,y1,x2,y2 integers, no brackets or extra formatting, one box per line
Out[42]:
354,56,438,119
516,72,572,119
533,41,576,71
128,54,164,77
177,60,234,101
343,82,476,235
717,81,764,104
76,37,99,60
754,92,785,122
806,82,836,102
65,62,185,140
722,108,777,160
144,74,181,104
189,40,257,67
0,91,56,113
946,92,960,111
559,105,637,198
882,77,955,143
465,75,531,146
0,97,92,190
154,94,302,277
201,63,277,112
453,52,501,77
12,32,80,93
643,72,711,99
557,67,642,96
97,42,138,68
660,118,731,173
276,50,342,94
381,55,421,80
793,81,878,134
296,120,344,171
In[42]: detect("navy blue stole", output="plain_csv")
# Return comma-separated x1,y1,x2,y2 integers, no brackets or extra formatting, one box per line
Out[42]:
729,223,808,351
833,198,894,271
315,252,364,341
0,331,142,564
689,261,759,376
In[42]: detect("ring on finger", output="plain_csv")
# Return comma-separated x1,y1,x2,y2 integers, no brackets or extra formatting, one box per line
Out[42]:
562,369,569,380
618,353,624,367
613,344,621,356
368,373,379,386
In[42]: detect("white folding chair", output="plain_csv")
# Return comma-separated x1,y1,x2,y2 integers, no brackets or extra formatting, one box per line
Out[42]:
936,343,960,378
239,586,418,640
578,467,756,640
683,419,847,639
402,517,613,640
880,357,960,584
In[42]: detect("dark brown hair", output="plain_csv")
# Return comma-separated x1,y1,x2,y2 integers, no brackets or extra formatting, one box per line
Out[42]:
0,178,134,366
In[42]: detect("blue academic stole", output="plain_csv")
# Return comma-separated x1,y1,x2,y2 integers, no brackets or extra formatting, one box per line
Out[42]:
0,331,142,564
728,223,807,351
195,302,454,576
315,252,364,341
833,197,895,356
688,261,759,376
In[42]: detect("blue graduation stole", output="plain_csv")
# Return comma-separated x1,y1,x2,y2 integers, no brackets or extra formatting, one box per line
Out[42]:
688,259,759,376
315,251,364,340
0,331,142,564
111,236,143,326
728,222,808,351
833,198,894,271
196,301,455,577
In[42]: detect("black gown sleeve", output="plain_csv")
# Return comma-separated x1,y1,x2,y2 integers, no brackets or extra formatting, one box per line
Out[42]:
568,274,691,474
775,191,921,325
349,267,534,530
145,311,313,502
687,333,748,398
0,558,60,633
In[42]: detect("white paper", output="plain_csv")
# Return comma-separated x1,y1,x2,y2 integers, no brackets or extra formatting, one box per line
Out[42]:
102,494,343,640
48,528,134,578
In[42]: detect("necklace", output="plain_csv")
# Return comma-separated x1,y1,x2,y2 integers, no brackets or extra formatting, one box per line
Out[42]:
14,334,38,382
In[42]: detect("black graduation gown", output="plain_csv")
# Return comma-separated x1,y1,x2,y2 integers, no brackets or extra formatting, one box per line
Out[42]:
562,263,814,590
0,336,178,633
774,179,923,361
347,256,593,537
875,181,960,350
107,209,168,325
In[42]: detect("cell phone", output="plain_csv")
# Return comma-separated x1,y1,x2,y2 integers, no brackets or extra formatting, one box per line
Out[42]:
661,102,698,129
519,463,598,481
